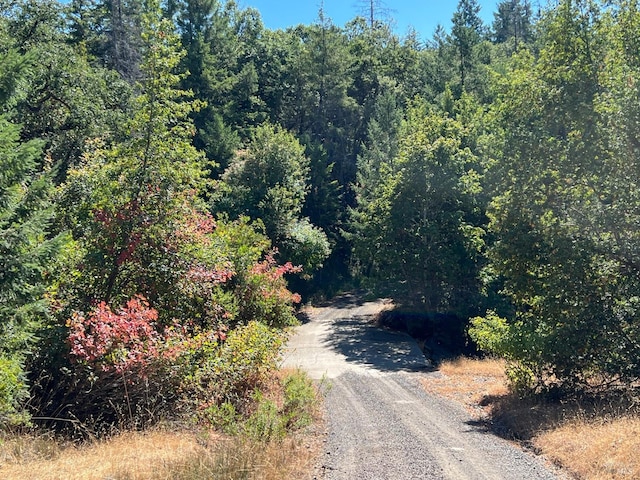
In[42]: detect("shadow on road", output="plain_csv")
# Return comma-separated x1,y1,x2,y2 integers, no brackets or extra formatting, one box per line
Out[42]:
313,291,371,308
322,315,433,373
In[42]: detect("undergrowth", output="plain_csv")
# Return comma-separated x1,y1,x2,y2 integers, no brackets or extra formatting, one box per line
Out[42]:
0,368,323,480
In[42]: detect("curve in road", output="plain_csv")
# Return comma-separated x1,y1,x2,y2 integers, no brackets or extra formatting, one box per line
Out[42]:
282,294,567,480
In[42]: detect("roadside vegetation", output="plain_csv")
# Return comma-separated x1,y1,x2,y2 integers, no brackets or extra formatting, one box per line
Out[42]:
3,0,640,476
0,368,322,479
423,357,640,480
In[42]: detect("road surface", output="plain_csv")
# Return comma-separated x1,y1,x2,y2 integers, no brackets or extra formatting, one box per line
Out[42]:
282,293,566,480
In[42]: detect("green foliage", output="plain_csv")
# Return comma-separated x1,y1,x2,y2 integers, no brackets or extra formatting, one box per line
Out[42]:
349,89,402,279
492,0,533,48
0,355,29,426
217,124,308,231
57,0,207,310
3,0,132,182
37,1,303,431
187,321,285,414
469,312,538,392
12,0,640,433
203,368,317,441
451,0,485,92
281,369,316,430
204,401,238,435
476,0,640,393
281,218,331,277
0,38,65,426
243,391,282,441
351,97,486,315
468,311,509,356
216,123,330,274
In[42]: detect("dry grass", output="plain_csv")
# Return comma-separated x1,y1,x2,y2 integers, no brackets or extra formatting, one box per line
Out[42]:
537,417,640,479
422,357,640,480
0,430,202,480
0,368,325,480
422,357,508,418
0,428,321,480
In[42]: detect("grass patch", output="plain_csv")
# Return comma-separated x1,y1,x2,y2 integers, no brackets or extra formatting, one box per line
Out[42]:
422,356,640,480
0,368,323,480
0,430,320,480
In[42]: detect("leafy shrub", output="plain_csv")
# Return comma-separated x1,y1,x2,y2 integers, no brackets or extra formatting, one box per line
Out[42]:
29,7,304,430
204,401,238,435
0,356,29,427
469,312,539,393
214,124,331,275
202,369,318,442
468,311,509,357
281,218,331,275
244,391,283,441
186,321,286,413
281,370,316,430
234,253,302,329
67,295,164,374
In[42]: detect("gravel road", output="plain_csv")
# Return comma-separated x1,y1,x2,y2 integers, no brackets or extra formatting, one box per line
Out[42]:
282,294,566,480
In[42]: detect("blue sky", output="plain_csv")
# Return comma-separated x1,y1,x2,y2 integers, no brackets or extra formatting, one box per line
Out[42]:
240,0,503,40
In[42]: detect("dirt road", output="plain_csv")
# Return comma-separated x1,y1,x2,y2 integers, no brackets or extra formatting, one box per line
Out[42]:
282,294,565,480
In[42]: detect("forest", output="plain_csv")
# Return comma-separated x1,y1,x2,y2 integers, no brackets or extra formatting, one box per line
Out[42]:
2,0,640,432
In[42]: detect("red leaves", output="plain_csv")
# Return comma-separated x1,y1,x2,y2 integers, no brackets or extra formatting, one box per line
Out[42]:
185,264,234,284
92,200,146,263
250,252,302,280
248,251,303,306
66,294,232,376
67,295,162,374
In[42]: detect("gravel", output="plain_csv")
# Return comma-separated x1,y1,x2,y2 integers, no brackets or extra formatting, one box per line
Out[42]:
283,295,568,480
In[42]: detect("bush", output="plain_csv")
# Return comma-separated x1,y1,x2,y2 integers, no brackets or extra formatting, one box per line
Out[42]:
186,321,286,413
203,369,318,442
281,370,316,430
469,312,539,394
0,356,29,427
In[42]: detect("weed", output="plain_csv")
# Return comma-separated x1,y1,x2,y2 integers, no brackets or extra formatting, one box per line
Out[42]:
282,370,317,430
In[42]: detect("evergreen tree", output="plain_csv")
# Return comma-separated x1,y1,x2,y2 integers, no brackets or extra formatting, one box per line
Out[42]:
0,42,62,426
349,89,402,278
492,0,533,48
451,0,484,92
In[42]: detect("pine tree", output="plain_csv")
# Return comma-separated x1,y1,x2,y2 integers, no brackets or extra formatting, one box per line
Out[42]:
451,0,484,91
0,46,62,426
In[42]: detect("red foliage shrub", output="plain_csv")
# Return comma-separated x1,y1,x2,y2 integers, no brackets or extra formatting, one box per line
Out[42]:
67,295,163,374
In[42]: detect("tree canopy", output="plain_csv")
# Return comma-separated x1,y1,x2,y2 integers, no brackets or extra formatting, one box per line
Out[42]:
3,0,640,429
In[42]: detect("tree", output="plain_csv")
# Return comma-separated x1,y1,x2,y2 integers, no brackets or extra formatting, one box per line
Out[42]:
451,0,484,91
4,0,132,183
351,98,485,315
215,124,330,274
0,41,63,426
59,0,207,310
349,88,402,278
469,0,640,393
47,0,305,428
492,0,533,49
354,0,392,29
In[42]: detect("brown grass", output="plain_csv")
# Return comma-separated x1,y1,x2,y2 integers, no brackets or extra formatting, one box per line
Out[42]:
537,417,640,480
422,357,640,480
422,357,508,418
0,428,321,480
0,368,325,480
